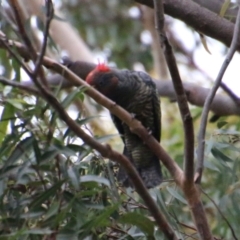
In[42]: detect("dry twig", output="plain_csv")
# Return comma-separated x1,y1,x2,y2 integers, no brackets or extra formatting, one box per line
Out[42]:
196,4,240,184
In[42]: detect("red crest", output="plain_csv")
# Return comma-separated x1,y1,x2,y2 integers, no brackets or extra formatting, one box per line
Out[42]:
96,62,110,72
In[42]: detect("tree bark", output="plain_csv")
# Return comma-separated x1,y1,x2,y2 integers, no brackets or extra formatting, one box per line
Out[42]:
136,0,239,51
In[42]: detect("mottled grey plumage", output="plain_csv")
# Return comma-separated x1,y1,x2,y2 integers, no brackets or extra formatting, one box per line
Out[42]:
86,67,162,188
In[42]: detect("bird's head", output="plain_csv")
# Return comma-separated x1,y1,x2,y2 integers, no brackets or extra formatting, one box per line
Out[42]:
86,62,119,97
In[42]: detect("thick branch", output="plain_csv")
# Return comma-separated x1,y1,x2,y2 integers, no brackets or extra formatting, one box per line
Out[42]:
136,0,239,51
155,80,240,117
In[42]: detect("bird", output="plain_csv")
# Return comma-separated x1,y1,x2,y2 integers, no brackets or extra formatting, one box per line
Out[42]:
86,62,162,188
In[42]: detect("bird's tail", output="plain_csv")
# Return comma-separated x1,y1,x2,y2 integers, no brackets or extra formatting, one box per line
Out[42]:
117,155,162,189
138,163,162,189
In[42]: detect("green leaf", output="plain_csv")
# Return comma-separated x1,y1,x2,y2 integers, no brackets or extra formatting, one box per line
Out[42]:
43,202,60,221
61,87,85,108
53,144,76,157
219,0,231,17
4,136,34,168
6,98,26,110
0,102,14,145
80,175,110,187
39,149,58,163
77,116,101,126
68,166,80,190
30,180,65,209
217,121,228,129
118,212,154,237
11,58,21,81
166,187,188,204
79,204,119,237
33,137,42,164
20,211,44,219
95,134,119,143
204,160,220,172
211,147,233,162
199,33,211,54
25,228,54,234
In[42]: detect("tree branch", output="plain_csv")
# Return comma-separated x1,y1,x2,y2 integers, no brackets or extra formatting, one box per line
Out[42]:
153,1,213,239
33,0,54,79
0,76,39,95
196,5,240,184
8,0,48,87
136,0,239,51
153,0,194,183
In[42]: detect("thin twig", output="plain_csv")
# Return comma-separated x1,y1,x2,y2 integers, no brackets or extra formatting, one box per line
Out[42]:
153,0,194,184
0,76,39,95
8,0,37,61
201,188,238,240
8,0,49,87
196,5,240,184
33,0,54,79
219,81,240,106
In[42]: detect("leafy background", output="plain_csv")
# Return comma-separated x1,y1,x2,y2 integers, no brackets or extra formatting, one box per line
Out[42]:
0,0,240,239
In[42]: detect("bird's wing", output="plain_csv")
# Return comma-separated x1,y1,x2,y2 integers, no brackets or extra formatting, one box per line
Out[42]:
137,72,161,142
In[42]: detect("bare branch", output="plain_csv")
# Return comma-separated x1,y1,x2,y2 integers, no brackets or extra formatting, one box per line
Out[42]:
196,5,240,184
153,0,214,239
8,0,37,60
8,0,49,87
33,0,54,79
153,0,194,183
136,0,239,51
0,76,39,95
155,80,240,117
